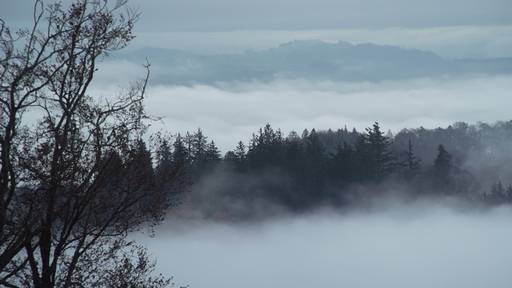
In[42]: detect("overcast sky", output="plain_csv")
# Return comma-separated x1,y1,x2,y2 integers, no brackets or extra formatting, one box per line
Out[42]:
2,0,511,58
2,0,511,31
132,0,512,31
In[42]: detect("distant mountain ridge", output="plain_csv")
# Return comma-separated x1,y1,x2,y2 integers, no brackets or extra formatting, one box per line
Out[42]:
115,40,512,84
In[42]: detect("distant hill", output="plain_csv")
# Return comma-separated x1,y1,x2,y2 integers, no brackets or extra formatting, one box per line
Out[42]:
114,40,512,84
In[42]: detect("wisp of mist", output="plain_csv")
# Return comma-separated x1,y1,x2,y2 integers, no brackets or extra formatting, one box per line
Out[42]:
91,73,512,151
135,202,512,288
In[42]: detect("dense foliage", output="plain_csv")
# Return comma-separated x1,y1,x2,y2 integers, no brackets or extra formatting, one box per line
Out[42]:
141,121,512,219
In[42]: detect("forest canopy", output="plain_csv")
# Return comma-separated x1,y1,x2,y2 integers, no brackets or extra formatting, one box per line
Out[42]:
136,121,512,219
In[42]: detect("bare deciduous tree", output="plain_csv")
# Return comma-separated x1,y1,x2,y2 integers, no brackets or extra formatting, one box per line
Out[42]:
0,1,172,287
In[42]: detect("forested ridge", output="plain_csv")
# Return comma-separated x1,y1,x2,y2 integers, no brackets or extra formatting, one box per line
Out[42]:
124,121,512,219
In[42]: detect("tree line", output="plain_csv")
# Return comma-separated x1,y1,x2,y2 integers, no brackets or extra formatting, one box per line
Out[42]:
218,123,480,212
138,122,512,217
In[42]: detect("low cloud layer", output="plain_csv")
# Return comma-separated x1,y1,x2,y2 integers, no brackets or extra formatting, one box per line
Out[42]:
91,74,512,151
133,26,512,59
136,204,512,288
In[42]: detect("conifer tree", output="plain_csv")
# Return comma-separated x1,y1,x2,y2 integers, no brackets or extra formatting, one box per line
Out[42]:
154,136,175,192
234,141,246,161
330,142,356,183
206,140,221,161
172,134,189,169
362,122,395,180
191,128,208,163
434,145,452,174
506,185,512,202
433,144,453,191
126,139,155,191
402,139,421,179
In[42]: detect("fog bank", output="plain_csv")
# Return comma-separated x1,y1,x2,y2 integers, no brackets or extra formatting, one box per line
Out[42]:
132,26,512,59
136,204,512,288
89,74,512,151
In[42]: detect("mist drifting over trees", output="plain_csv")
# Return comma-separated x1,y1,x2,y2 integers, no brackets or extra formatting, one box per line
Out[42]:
2,0,512,287
123,120,511,221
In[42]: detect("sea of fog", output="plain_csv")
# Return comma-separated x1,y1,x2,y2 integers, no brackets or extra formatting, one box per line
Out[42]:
90,73,512,151
134,203,512,288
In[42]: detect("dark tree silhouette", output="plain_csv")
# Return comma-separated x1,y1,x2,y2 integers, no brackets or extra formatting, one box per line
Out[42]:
400,139,421,180
0,1,174,287
167,121,512,217
433,144,453,191
234,141,246,162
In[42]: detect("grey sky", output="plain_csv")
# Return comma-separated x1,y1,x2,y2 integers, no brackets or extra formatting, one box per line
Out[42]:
131,0,512,31
1,0,511,31
2,1,512,58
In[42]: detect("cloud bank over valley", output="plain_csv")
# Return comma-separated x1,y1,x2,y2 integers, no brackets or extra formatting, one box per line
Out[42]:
91,72,512,152
136,204,512,288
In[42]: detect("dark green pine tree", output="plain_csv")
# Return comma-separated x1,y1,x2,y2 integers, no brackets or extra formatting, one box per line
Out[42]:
330,142,356,184
169,133,191,193
233,140,247,171
184,132,194,160
172,134,189,171
303,128,325,190
365,122,395,180
305,129,323,160
154,137,175,192
489,181,505,203
205,140,221,161
248,133,259,153
201,140,221,172
354,133,371,180
191,128,208,163
246,124,285,168
403,139,421,179
98,150,124,191
234,141,246,161
284,131,303,175
126,139,155,191
506,185,512,202
433,144,453,191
